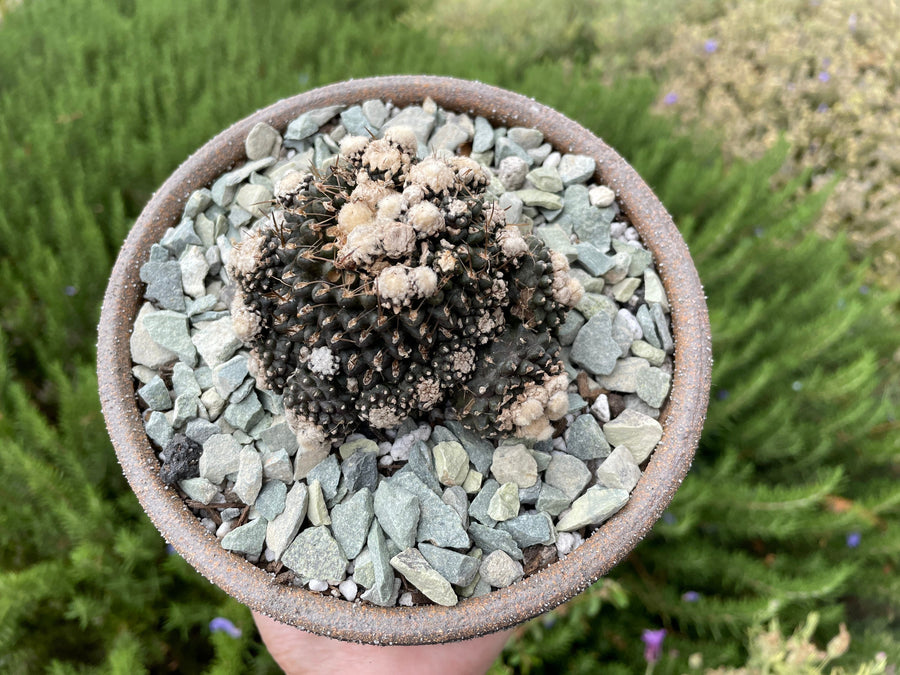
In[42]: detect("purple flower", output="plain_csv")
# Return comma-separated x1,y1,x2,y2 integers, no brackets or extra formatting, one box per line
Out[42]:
846,531,861,548
663,91,678,105
642,628,667,664
716,389,730,401
64,285,77,296
817,103,829,113
165,544,177,555
682,591,701,602
704,39,718,54
818,71,831,83
662,511,677,525
209,617,242,638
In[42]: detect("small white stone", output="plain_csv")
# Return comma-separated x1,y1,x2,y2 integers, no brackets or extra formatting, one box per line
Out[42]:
398,592,414,607
338,579,359,601
308,579,329,592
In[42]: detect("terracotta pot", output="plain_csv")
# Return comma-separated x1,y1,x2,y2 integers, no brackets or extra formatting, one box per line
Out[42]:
98,75,711,645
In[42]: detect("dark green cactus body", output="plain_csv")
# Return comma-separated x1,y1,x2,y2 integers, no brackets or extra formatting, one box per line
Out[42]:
228,127,582,444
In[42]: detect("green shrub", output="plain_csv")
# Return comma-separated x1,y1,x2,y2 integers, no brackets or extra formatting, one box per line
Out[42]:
637,0,900,289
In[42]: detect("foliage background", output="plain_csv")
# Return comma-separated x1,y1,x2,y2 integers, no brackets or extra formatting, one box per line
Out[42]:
0,0,897,672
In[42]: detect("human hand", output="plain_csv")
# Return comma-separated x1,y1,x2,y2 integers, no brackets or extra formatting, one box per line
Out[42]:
253,611,511,675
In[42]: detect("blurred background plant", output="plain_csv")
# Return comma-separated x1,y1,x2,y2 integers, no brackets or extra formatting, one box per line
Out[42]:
0,0,897,672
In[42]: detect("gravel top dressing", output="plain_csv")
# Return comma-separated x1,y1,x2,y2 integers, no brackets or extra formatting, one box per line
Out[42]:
131,98,673,608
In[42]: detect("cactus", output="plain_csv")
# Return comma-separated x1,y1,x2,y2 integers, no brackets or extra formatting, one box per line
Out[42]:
228,126,583,449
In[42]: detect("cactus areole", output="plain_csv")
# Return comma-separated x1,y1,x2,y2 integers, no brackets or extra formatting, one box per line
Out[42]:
229,127,583,452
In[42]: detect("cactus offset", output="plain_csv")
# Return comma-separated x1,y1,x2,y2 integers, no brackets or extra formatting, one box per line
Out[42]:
228,126,582,448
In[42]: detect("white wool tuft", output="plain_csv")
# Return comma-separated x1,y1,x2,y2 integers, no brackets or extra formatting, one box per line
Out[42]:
339,135,370,158
376,192,406,221
406,201,445,236
409,265,438,298
374,265,412,304
406,157,457,194
337,201,375,235
307,346,340,378
377,220,417,258
497,225,529,259
382,126,418,154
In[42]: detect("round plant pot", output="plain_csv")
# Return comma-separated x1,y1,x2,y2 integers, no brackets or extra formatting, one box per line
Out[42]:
98,75,712,645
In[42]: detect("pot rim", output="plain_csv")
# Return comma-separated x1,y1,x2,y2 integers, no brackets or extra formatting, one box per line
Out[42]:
97,75,712,645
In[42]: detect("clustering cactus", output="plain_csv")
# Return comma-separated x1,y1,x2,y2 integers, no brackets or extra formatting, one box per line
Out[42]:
228,127,583,449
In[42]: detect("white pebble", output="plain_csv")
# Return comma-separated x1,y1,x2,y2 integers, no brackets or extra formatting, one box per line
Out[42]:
308,579,329,592
552,436,567,451
624,227,640,241
556,532,576,557
338,579,358,601
589,185,616,208
263,547,276,562
591,394,611,423
379,454,393,468
398,592,414,607
200,517,218,534
377,441,393,456
216,519,237,539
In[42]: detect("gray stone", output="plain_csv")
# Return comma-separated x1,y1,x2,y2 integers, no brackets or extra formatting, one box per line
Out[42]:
571,312,620,376
199,434,241,484
332,488,374,560
650,303,674,353
362,99,388,128
266,482,308,560
497,155,529,190
360,522,396,606
257,389,284,416
183,188,213,219
429,123,469,153
631,339,666,367
433,441,470,487
567,393,588,415
419,543,480,587
223,391,263,432
468,478,500,527
635,367,671,409
490,443,538,488
636,304,661,349
307,454,340,501
160,219,203,258
179,245,209,299
285,105,346,141
558,310,586,347
235,183,273,219
624,394,661,419
517,480,542,505
234,446,263,505
508,126,544,150
222,517,267,556
131,305,177,369
293,443,329,481
429,425,457,445
487,482,520,522
184,418,220,445
597,357,651,394
565,414,611,460
171,362,201,399
472,116,494,152
245,122,282,160
213,355,248,399
557,486,630,531
575,242,615,277
352,548,375,588
495,136,534,166
497,191,524,224
390,548,457,607
140,261,185,312
191,317,241,368
643,269,669,310
261,449,293,484
307,479,331,526
441,486,469,528
536,483,572,516
558,154,596,185
576,291,618,321
602,252,631,284
528,142,553,165
148,243,171,263
444,420,494,475
611,277,641,303
468,522,523,560
192,214,217,249
210,174,236,207
462,469,483,494
338,437,378,460
479,550,523,588
171,393,198,428
374,479,419,549
282,526,348,584
179,476,218,504
254,480,288,520
393,472,470,549
526,166,563,193
602,409,663,463
382,105,435,147
562,185,612,251
341,449,378,493
142,310,196,366
498,512,557,548
544,451,592,502
515,189,563,211
224,158,277,188
258,421,298,455
405,440,441,494
137,376,172,411
595,446,642,492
